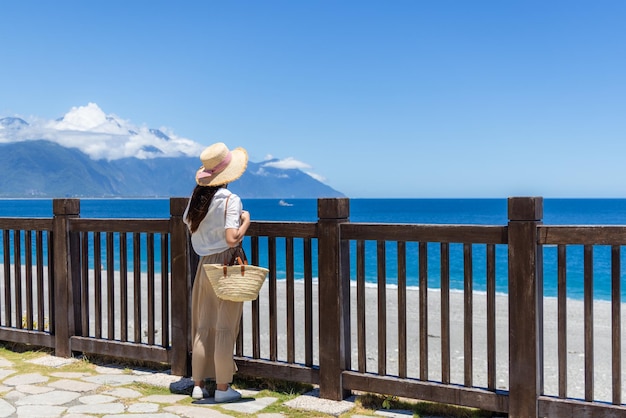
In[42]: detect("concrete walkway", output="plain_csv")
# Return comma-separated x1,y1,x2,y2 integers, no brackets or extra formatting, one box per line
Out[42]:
0,352,417,417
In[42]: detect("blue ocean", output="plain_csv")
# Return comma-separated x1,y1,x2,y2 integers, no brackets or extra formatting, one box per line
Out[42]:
2,198,626,301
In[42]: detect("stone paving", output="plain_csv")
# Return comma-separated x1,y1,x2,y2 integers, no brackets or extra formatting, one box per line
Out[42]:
0,352,420,417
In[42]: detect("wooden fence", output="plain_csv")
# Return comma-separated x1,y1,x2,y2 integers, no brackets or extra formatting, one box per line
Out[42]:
0,196,624,417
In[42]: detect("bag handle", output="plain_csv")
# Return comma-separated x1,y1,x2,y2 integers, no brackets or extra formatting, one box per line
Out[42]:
223,263,246,277
225,246,247,266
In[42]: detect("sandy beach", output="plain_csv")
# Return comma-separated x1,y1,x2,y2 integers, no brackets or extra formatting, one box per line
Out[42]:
242,280,625,404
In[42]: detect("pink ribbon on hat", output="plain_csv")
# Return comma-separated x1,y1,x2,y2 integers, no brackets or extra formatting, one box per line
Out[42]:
197,152,232,179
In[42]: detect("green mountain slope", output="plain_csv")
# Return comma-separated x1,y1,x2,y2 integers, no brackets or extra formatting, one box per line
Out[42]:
0,140,344,198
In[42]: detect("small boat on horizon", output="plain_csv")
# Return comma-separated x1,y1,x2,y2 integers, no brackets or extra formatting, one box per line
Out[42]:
278,199,294,207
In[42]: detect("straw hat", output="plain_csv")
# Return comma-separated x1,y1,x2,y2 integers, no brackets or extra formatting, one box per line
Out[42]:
195,142,248,186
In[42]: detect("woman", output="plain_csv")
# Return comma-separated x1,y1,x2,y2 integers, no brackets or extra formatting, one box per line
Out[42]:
183,142,250,403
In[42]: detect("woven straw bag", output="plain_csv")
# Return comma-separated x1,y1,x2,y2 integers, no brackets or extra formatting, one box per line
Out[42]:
204,261,269,302
203,196,269,302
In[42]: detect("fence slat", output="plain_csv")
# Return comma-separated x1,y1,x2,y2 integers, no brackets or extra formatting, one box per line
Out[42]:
106,232,115,340
251,236,261,359
25,230,33,329
486,244,496,391
463,243,473,387
80,232,90,336
557,244,567,398
47,226,55,334
13,230,22,329
36,230,45,332
3,230,11,327
304,237,313,367
584,245,594,401
268,237,277,361
147,233,155,346
377,240,386,376
120,233,128,342
397,241,407,379
441,242,450,384
611,245,622,405
133,233,141,343
611,245,621,405
419,241,428,380
160,233,169,348
357,240,366,373
94,232,102,339
286,237,295,363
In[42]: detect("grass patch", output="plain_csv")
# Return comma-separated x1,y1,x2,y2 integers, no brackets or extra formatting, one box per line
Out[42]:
234,374,313,395
0,343,93,376
0,341,54,358
78,352,171,372
357,393,503,417
132,381,174,397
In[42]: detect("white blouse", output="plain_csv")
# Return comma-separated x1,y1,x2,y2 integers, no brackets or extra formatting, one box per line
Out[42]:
183,188,242,256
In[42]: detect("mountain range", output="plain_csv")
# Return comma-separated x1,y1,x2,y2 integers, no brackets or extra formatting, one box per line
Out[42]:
0,113,344,199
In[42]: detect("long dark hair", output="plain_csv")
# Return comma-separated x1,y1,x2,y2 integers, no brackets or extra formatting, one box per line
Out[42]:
185,184,226,233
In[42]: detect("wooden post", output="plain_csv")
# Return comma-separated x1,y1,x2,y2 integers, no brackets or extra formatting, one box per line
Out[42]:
508,197,544,418
52,198,80,357
317,198,351,400
170,197,191,376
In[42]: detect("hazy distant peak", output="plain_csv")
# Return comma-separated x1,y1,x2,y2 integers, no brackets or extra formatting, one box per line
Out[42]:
140,145,164,155
0,117,29,129
106,116,122,128
149,128,170,141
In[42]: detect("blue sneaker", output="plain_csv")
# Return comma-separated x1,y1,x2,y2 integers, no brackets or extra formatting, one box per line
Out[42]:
214,386,241,403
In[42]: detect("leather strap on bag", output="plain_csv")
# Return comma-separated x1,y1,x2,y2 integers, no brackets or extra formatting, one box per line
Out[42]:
223,263,246,277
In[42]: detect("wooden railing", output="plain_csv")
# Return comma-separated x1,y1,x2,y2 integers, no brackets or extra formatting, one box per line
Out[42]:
0,196,624,417
537,224,626,417
339,221,509,413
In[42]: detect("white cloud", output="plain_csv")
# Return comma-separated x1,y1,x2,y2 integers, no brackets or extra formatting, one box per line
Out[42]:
49,103,124,133
263,157,326,183
0,102,205,160
305,171,326,183
263,157,311,170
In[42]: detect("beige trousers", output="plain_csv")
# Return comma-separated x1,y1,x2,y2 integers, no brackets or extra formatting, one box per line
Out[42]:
191,249,243,384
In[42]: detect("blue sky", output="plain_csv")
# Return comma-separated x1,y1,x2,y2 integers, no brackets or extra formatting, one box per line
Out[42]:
2,1,626,198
